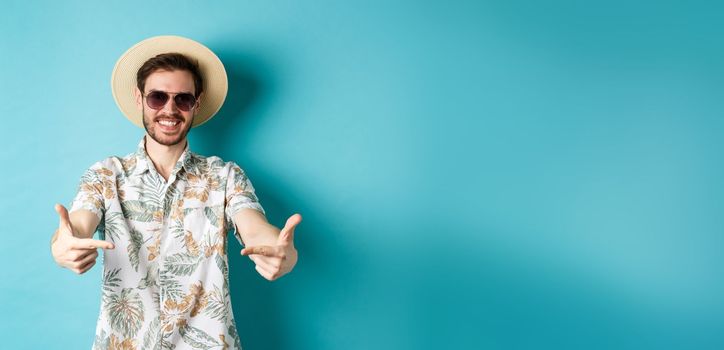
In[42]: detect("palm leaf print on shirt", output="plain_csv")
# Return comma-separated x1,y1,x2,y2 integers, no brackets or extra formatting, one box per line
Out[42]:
164,252,202,276
121,200,161,223
103,212,129,242
127,228,144,271
106,288,145,338
179,324,224,350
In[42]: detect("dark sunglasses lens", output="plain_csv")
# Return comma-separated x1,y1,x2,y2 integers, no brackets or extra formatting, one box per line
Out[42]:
146,91,169,109
174,94,196,111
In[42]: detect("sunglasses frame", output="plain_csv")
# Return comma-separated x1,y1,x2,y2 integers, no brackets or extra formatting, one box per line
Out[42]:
143,90,198,112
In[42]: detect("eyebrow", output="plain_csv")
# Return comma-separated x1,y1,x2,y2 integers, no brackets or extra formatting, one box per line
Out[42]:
148,89,195,95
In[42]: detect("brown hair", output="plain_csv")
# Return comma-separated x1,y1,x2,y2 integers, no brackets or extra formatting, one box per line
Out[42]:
136,53,204,97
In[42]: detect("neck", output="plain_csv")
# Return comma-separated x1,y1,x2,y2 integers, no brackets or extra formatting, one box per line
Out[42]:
143,134,187,181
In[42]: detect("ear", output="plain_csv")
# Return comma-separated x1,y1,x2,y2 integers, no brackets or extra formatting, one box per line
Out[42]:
194,92,204,114
134,87,143,110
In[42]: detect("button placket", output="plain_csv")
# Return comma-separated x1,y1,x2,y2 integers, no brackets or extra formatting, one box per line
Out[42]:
157,174,174,327
157,169,186,327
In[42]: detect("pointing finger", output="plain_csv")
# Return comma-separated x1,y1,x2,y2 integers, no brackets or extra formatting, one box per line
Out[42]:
73,238,115,250
241,245,276,257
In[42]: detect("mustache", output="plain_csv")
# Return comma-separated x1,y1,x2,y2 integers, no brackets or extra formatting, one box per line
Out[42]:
154,114,184,121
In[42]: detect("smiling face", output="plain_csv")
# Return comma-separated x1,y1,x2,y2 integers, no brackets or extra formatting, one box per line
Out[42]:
134,69,203,147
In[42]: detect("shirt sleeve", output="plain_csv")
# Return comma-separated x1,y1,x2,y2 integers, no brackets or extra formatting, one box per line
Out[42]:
69,164,107,221
224,163,265,245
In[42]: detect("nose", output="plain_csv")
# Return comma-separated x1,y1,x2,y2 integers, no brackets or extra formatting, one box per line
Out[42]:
160,96,180,113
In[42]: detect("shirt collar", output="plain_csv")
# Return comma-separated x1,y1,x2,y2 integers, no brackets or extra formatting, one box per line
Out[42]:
131,136,197,177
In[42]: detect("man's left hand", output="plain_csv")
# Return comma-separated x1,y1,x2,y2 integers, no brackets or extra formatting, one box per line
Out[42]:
241,214,301,281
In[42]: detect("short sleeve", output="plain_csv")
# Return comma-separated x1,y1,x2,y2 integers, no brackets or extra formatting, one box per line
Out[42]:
224,163,265,245
69,165,106,221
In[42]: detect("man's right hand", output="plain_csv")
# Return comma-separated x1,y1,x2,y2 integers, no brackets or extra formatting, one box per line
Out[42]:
51,204,114,274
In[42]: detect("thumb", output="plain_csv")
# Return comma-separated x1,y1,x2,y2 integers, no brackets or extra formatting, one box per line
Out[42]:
54,203,74,236
278,213,302,244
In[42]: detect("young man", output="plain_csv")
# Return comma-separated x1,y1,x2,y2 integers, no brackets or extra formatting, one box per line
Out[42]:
50,36,300,349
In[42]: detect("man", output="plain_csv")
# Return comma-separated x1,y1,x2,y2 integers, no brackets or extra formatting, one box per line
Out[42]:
50,36,300,350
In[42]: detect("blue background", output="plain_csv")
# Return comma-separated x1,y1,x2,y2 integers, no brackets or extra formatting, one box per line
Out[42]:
1,1,723,349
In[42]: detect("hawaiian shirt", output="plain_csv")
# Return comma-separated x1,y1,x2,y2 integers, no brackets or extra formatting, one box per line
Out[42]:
69,137,264,350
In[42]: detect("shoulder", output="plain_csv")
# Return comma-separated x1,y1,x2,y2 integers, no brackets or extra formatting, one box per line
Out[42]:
82,152,136,178
188,152,247,176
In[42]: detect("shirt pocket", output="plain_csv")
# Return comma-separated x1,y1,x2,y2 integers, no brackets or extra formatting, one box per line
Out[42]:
180,200,226,253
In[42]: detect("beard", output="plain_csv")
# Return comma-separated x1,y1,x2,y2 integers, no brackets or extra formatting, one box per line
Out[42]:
142,109,193,146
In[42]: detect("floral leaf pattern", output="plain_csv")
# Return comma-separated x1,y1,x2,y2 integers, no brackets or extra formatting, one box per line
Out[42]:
138,261,158,290
93,329,109,350
204,284,230,324
107,334,137,350
107,288,145,338
142,315,162,350
164,252,201,276
179,324,222,349
121,200,161,222
103,212,129,242
228,324,241,350
69,138,264,349
204,206,220,227
127,228,144,271
102,268,122,301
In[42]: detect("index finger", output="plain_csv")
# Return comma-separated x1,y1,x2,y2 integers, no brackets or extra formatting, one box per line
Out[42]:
73,238,115,250
241,245,276,257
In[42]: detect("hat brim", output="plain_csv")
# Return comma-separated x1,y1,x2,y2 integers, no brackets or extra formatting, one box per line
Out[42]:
111,35,228,128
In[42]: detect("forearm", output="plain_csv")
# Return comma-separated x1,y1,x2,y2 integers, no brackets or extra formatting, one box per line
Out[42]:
233,208,280,247
71,210,101,238
53,209,100,240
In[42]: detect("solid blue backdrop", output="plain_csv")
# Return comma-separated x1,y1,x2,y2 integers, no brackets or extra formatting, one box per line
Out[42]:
1,1,722,349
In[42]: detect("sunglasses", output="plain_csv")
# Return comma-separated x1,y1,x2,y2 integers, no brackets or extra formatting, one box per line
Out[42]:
143,90,198,112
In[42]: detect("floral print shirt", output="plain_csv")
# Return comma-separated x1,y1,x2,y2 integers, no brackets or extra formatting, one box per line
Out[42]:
70,137,264,350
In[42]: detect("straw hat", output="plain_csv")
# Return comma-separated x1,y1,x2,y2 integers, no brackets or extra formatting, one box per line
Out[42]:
111,35,228,128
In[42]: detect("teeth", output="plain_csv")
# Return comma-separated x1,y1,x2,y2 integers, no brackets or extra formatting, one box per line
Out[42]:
158,120,179,126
